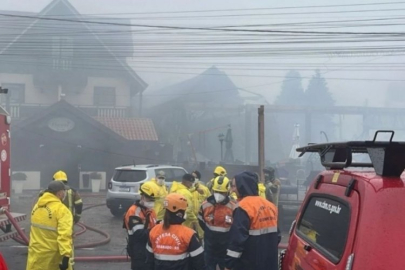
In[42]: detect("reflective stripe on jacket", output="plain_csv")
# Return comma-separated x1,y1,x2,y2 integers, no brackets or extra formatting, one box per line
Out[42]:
198,195,237,257
147,224,205,270
225,196,279,270
26,192,73,270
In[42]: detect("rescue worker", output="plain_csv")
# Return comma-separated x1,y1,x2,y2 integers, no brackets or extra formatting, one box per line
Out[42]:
199,176,237,270
51,171,82,269
263,167,281,207
224,171,279,270
26,181,73,270
191,170,211,239
169,174,199,232
150,171,169,221
124,182,158,270
206,166,227,192
52,171,83,223
146,193,205,270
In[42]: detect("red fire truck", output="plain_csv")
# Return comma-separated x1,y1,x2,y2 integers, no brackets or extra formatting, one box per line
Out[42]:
0,87,26,243
280,130,405,270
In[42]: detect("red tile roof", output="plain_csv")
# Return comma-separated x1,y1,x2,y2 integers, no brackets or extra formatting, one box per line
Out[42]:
94,117,158,141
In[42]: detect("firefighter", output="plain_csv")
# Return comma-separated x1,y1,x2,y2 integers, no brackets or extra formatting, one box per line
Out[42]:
263,167,281,207
26,181,73,270
198,176,237,270
206,166,227,192
149,171,168,221
124,182,158,270
35,170,82,269
146,193,205,270
52,170,83,223
169,174,199,232
191,170,211,239
224,171,279,270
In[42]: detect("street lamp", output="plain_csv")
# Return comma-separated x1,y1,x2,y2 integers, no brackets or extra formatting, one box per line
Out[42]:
218,133,225,162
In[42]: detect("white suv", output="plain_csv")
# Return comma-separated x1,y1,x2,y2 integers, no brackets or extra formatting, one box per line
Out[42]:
106,164,188,216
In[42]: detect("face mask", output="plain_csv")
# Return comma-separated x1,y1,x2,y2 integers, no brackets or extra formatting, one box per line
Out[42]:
157,178,165,186
183,213,187,221
143,201,155,209
194,178,199,184
214,193,226,203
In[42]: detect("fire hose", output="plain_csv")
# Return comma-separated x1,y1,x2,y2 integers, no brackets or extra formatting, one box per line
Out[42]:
3,204,288,263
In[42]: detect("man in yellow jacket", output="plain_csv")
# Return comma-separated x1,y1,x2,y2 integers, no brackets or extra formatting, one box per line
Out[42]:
27,181,73,270
191,170,211,239
169,173,198,232
149,171,168,221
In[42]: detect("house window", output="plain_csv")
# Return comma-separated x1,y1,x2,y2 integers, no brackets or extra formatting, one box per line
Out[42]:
52,37,73,70
0,83,25,103
297,196,350,263
94,87,116,106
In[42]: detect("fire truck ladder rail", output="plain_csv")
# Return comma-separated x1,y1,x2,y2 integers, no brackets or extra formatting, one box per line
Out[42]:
0,208,27,243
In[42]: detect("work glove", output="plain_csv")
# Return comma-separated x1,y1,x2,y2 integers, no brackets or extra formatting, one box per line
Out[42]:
59,256,69,270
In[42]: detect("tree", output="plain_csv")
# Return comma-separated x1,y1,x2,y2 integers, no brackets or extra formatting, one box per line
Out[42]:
275,70,306,106
305,70,335,141
305,70,334,107
273,70,306,158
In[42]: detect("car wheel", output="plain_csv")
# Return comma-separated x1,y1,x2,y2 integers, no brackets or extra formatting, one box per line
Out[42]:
110,208,125,217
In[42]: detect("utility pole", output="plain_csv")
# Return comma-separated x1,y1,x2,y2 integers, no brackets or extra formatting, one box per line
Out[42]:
258,105,265,183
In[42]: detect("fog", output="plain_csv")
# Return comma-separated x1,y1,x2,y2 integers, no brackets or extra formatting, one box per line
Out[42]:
1,0,405,187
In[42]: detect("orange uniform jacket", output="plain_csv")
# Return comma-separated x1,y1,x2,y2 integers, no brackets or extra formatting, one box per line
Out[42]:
198,195,237,258
225,196,279,270
147,224,205,270
124,201,157,269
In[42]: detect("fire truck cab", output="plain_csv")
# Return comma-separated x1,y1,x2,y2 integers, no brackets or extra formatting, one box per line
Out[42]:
280,131,405,270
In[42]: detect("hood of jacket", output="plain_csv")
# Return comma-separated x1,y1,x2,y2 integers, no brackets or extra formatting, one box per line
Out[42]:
37,192,61,207
234,171,259,198
170,181,189,193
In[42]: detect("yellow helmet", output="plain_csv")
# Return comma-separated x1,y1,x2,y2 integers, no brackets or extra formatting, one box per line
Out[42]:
53,170,68,182
214,166,227,176
140,182,158,200
212,176,230,193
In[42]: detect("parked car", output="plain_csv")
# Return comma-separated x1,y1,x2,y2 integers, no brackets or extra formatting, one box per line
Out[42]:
280,131,405,270
106,164,187,217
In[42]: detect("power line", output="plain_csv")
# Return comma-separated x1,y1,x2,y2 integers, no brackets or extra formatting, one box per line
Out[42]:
32,1,405,16
1,12,405,36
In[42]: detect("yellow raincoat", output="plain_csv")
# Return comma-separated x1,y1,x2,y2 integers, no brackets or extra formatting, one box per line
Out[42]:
149,178,168,221
169,181,198,230
230,183,266,201
258,183,266,199
26,192,73,270
189,182,211,238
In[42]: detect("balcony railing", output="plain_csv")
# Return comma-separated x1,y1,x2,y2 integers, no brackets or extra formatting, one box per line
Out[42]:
2,103,130,119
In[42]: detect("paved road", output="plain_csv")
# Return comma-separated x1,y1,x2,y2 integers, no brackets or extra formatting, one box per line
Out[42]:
1,191,289,270
1,192,130,270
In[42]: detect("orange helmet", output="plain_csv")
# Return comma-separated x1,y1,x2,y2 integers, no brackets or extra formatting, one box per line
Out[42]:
163,193,188,213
